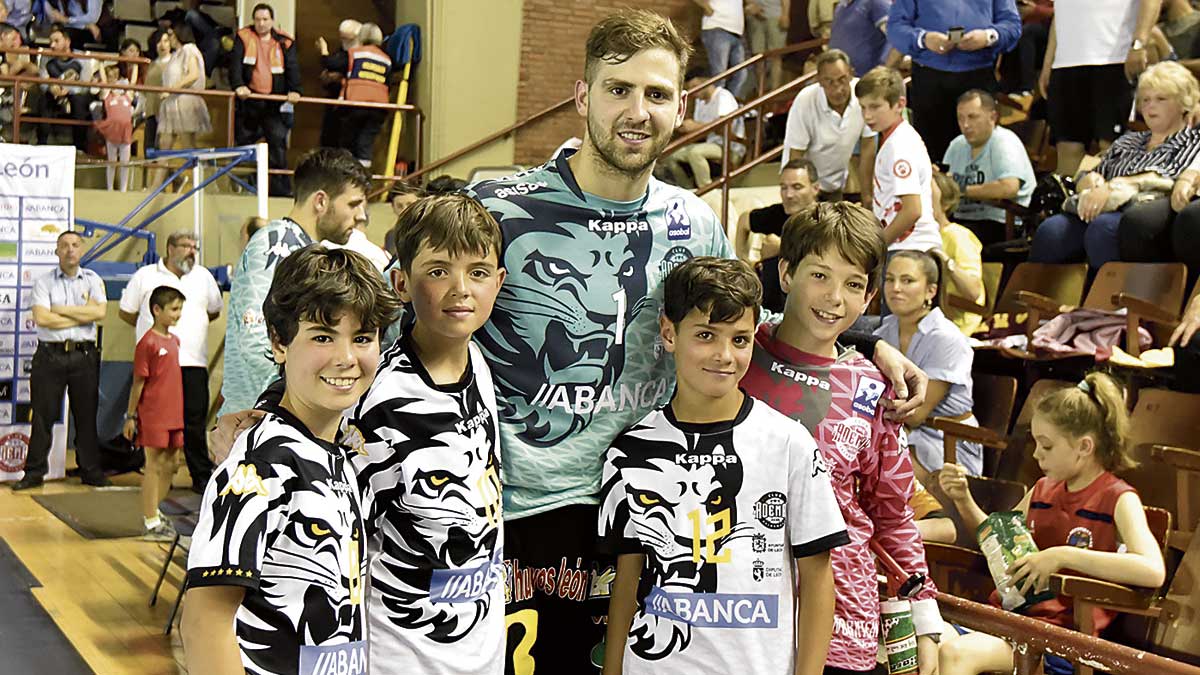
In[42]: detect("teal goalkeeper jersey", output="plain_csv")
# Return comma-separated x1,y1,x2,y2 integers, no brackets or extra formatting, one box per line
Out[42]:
220,218,313,416
466,150,734,520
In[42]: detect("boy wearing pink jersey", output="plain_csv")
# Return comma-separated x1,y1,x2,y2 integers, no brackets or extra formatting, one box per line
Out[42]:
741,202,943,675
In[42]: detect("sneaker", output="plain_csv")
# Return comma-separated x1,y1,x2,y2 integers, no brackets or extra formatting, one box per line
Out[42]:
142,521,176,542
81,473,112,487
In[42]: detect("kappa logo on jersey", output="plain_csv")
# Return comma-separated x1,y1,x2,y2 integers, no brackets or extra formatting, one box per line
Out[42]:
645,587,779,628
769,360,832,389
852,377,885,417
588,217,650,234
675,443,740,466
893,159,912,179
455,407,490,435
219,463,269,497
492,181,548,199
754,492,787,529
666,198,692,240
830,416,872,462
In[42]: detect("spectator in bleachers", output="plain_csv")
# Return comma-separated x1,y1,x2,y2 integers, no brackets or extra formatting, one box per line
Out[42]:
1039,0,1159,178
660,69,743,188
36,24,92,152
0,0,32,39
783,49,875,201
316,18,360,148
733,158,819,312
694,0,748,97
828,0,893,79
1119,153,1200,287
183,0,220,78
45,0,100,47
142,31,165,153
0,22,36,142
93,62,135,191
156,26,211,155
943,89,1036,249
929,171,986,336
337,22,391,169
874,250,983,480
808,0,837,39
887,0,1020,161
745,0,790,91
231,2,300,197
117,38,143,83
1032,61,1200,269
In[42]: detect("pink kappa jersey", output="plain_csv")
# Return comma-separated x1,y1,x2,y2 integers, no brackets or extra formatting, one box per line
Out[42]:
740,323,938,672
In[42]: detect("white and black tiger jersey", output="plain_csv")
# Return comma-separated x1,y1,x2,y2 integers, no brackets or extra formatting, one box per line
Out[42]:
345,334,504,675
598,395,849,675
187,405,368,675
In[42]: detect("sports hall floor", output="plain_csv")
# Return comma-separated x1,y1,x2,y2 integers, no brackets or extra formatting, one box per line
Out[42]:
0,450,188,675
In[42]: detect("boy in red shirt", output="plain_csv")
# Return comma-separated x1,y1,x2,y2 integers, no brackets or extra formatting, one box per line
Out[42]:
123,285,186,541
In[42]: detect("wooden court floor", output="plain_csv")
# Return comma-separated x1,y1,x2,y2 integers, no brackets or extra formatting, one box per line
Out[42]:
1,453,188,675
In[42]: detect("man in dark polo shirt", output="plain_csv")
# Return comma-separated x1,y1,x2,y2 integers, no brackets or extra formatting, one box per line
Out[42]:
734,158,819,311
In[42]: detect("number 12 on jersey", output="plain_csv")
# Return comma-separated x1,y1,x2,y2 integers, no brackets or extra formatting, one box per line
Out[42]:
688,508,732,563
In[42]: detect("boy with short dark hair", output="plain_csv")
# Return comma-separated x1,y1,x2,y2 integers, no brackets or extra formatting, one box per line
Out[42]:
182,247,401,675
347,193,509,673
124,284,185,542
740,202,944,674
600,256,848,675
856,66,942,253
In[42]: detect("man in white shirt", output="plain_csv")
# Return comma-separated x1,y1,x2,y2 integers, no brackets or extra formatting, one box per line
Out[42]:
118,231,222,493
325,222,391,271
695,0,748,96
660,71,744,188
783,49,877,202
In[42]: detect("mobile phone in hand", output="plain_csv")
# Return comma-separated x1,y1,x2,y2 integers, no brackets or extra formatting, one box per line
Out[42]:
948,26,964,43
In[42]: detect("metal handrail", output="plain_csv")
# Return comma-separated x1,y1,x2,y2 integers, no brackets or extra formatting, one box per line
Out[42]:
401,38,826,187
937,592,1200,675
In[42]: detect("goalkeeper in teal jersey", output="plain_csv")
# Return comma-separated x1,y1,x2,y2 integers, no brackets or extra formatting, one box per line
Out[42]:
221,148,372,415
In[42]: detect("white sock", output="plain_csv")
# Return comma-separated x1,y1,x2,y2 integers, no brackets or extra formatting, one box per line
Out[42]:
144,515,161,530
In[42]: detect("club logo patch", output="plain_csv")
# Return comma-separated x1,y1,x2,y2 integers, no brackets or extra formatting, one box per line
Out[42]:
754,491,787,529
666,198,692,240
893,159,912,178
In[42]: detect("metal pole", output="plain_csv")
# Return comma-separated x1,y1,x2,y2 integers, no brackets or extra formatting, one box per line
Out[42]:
193,160,203,266
256,142,269,218
721,119,731,234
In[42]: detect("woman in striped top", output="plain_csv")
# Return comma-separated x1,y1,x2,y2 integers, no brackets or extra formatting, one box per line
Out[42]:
1030,62,1200,269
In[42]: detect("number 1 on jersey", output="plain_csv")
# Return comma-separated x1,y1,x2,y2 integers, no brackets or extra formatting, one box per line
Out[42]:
612,288,627,345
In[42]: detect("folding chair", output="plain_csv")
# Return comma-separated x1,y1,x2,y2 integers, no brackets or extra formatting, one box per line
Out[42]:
929,372,1018,478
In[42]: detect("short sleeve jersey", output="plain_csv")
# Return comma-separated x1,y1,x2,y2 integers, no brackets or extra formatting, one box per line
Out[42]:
345,333,505,675
943,127,1036,223
872,120,942,252
597,396,848,674
465,149,734,520
221,219,313,415
740,323,941,672
133,330,183,432
186,406,368,675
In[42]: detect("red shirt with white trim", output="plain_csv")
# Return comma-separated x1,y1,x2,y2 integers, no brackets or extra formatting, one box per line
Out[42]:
872,119,942,252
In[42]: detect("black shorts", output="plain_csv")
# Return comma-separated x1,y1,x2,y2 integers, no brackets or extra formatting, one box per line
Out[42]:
504,504,613,674
1047,64,1132,145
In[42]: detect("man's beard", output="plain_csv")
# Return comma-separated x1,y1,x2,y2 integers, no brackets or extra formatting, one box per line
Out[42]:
174,256,194,274
586,116,672,180
317,212,353,245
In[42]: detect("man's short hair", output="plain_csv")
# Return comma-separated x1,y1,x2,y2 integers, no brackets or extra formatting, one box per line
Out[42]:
584,9,692,86
0,23,19,40
779,202,886,292
264,246,401,352
358,22,383,47
49,22,68,42
663,257,762,325
956,88,997,112
393,194,503,273
252,3,274,19
149,285,185,313
292,147,372,204
782,158,818,185
932,171,960,215
425,174,468,195
388,180,424,201
815,49,851,72
56,230,83,244
854,66,904,105
1138,61,1200,113
166,230,196,247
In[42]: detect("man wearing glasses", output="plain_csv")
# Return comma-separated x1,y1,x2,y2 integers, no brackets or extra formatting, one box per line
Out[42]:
119,231,222,493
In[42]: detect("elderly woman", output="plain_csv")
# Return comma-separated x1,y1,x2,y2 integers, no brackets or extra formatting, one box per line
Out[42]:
1030,62,1200,269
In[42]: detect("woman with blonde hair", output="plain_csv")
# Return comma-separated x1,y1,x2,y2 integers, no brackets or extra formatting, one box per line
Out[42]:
1031,60,1200,269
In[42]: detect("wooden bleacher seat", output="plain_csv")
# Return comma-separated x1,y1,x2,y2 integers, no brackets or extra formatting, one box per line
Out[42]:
968,262,1087,346
1117,280,1200,358
930,372,1018,478
1122,389,1200,550
942,260,1003,321
1151,444,1200,553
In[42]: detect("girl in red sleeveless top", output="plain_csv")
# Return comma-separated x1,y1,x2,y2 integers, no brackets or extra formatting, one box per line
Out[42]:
936,371,1165,675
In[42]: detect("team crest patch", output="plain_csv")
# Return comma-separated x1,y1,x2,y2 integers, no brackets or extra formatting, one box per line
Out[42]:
1067,526,1093,549
851,377,885,417
830,417,871,461
754,492,787,529
893,159,912,178
752,559,765,582
658,245,694,282
666,198,692,240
